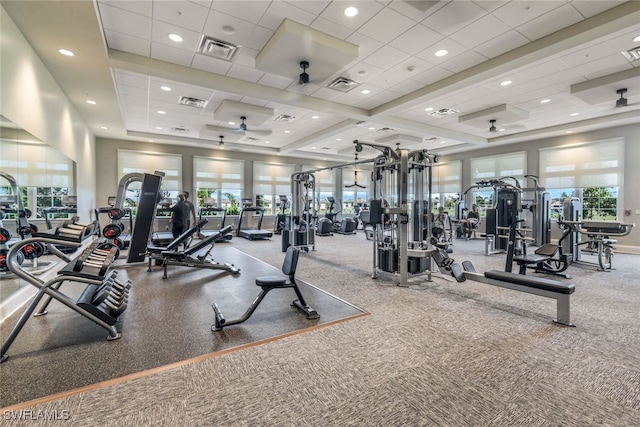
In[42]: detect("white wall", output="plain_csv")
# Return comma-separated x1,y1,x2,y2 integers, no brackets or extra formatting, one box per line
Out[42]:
0,5,95,220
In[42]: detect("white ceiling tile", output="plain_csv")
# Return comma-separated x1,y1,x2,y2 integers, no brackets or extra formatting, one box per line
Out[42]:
114,70,149,89
190,0,213,9
308,87,345,101
246,25,274,51
191,54,233,75
515,59,571,82
98,3,151,39
258,1,316,30
258,73,296,90
316,0,385,32
98,0,152,17
389,78,426,96
569,0,626,18
104,30,151,57
472,29,530,58
232,47,258,68
388,23,444,55
472,1,509,13
577,55,633,80
150,43,195,67
386,0,448,21
411,66,454,85
369,56,434,88
516,4,584,42
421,1,487,36
362,45,412,70
415,37,467,65
201,10,259,47
310,16,354,41
284,0,331,16
151,20,202,52
153,1,209,32
210,0,271,24
449,14,511,49
492,0,564,29
357,7,417,44
343,61,386,83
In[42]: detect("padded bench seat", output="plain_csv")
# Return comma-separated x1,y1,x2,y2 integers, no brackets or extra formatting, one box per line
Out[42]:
485,270,575,295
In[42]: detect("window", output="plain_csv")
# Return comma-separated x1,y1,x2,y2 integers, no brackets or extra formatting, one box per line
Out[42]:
303,166,337,214
342,164,371,214
194,157,244,213
431,161,461,216
540,139,623,220
0,141,75,219
253,162,295,214
469,151,526,216
117,150,182,207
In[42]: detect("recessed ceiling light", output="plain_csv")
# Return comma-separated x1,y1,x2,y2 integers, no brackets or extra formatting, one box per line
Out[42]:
100,126,108,130
157,110,166,115
160,86,171,91
566,131,573,134
500,80,512,86
58,49,74,57
156,127,163,130
228,121,235,125
336,138,342,141
312,147,317,150
540,99,551,103
570,112,579,116
344,6,358,17
361,89,371,94
149,139,154,142
368,127,375,130
633,35,640,42
498,128,505,132
168,33,183,42
311,115,319,119
435,49,448,57
264,141,270,144
425,107,434,112
284,130,291,133
440,140,446,144
86,100,96,105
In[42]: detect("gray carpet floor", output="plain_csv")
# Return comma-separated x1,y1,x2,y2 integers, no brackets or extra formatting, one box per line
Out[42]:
1,232,640,426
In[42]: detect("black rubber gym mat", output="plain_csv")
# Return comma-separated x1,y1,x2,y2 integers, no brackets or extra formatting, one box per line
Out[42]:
0,246,365,407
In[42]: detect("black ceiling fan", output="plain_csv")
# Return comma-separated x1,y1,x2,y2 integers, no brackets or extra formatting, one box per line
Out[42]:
345,153,366,189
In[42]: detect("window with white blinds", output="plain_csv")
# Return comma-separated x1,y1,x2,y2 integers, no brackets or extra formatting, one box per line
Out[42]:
431,160,461,194
539,139,624,189
0,142,75,188
194,156,244,207
302,166,337,194
253,162,295,213
117,149,182,190
470,151,526,184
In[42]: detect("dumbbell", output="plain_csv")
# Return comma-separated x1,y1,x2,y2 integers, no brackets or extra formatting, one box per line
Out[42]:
0,248,24,272
21,242,45,260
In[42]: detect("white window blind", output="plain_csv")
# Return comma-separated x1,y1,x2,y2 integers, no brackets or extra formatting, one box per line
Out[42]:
117,149,182,190
302,166,336,194
432,160,461,194
253,162,295,196
539,139,624,188
0,142,74,188
194,156,243,191
470,151,526,184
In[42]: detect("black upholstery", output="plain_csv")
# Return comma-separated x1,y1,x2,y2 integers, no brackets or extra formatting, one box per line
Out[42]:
255,246,299,287
147,219,207,253
485,270,575,294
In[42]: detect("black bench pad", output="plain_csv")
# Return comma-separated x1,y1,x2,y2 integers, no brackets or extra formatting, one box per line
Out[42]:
255,276,287,286
485,270,575,294
513,254,549,264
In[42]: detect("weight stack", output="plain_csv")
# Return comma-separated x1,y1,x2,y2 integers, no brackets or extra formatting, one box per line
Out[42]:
378,247,398,273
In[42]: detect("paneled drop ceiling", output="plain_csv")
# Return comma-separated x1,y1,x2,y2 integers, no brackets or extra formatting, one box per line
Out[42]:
3,0,640,161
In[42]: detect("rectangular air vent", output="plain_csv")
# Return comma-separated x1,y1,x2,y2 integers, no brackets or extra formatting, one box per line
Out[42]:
273,114,297,122
170,127,190,135
374,127,395,134
327,76,361,92
198,35,241,61
178,96,209,109
622,46,640,62
430,108,459,118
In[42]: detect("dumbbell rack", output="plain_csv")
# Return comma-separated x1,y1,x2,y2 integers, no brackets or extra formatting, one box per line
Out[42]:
0,234,130,363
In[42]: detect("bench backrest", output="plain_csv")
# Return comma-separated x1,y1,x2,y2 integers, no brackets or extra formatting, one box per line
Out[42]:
165,219,208,250
281,245,299,278
184,224,233,255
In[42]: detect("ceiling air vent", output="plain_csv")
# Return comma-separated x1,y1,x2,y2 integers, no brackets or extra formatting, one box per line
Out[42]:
374,127,395,134
327,76,361,92
198,35,241,61
621,46,640,62
430,108,459,118
170,127,190,135
273,114,297,122
244,136,261,142
178,96,209,109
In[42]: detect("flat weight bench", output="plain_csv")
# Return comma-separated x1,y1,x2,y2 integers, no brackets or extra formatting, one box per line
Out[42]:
159,224,239,279
211,246,319,331
430,248,575,326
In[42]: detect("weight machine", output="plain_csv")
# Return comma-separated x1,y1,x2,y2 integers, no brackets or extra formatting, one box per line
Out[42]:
354,140,440,287
284,172,316,252
521,175,551,247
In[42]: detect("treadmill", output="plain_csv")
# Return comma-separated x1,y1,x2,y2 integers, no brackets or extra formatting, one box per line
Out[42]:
198,200,232,242
150,198,174,246
237,200,272,240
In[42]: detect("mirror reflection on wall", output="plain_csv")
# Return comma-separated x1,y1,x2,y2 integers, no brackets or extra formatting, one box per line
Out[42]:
0,115,77,304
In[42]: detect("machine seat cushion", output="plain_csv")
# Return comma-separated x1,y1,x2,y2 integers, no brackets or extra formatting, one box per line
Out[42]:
534,244,559,257
513,254,549,264
255,276,287,287
485,270,575,294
